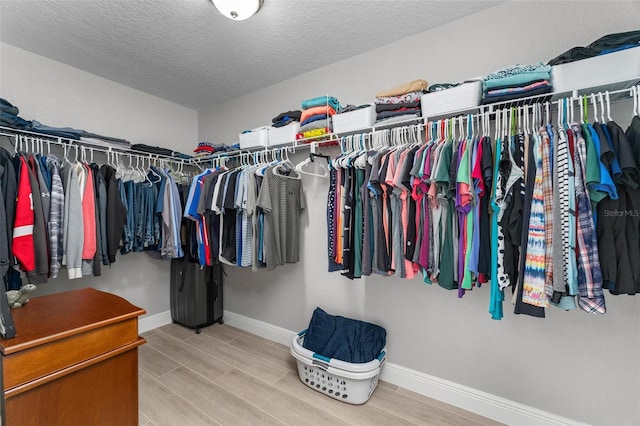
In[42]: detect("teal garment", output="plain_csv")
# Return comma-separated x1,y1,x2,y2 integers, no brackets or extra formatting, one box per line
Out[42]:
483,70,551,90
301,96,341,111
551,295,577,310
353,169,365,278
435,141,456,290
437,197,456,290
489,137,504,320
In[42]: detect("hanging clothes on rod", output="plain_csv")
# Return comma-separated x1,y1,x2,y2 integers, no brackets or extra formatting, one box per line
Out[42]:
184,146,306,271
0,130,191,291
324,85,640,320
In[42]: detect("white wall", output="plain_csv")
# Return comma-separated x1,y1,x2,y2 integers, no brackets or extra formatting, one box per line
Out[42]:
199,2,640,425
0,42,197,153
0,42,198,318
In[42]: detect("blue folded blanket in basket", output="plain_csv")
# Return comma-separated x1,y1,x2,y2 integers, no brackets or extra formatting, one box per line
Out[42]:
303,307,386,364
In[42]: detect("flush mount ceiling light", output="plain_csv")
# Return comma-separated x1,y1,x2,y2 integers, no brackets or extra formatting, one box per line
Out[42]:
211,0,264,21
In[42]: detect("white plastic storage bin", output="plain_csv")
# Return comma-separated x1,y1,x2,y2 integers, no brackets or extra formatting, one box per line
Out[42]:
290,330,386,405
332,105,376,134
420,81,482,118
239,127,269,149
552,47,640,94
268,122,300,146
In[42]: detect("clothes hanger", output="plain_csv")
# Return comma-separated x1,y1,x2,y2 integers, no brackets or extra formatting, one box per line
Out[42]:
605,91,613,122
557,99,563,130
485,109,490,137
273,147,299,179
502,108,508,140
124,154,136,181
116,153,126,178
598,92,606,123
544,102,550,127
353,135,369,169
494,108,501,141
63,144,74,166
146,155,162,185
591,93,598,123
568,97,574,124
137,156,148,183
295,143,329,178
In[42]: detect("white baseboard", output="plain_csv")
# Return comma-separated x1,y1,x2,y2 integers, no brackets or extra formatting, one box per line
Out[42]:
217,310,586,426
138,310,172,334
222,310,296,346
141,311,584,425
380,363,587,426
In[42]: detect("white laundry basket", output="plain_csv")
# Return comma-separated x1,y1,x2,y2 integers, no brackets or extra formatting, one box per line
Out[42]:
290,329,387,405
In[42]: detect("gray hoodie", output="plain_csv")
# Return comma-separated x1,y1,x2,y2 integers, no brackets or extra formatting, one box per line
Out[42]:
61,162,84,279
46,155,65,279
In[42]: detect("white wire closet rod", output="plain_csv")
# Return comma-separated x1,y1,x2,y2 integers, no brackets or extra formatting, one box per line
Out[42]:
423,83,640,124
189,134,340,165
0,126,192,164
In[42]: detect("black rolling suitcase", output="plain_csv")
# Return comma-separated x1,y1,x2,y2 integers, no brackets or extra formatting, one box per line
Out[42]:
170,258,224,333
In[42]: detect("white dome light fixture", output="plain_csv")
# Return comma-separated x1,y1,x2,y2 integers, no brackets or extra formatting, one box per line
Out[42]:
211,0,264,21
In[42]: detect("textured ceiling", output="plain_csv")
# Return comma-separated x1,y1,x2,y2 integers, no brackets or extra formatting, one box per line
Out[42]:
0,0,502,110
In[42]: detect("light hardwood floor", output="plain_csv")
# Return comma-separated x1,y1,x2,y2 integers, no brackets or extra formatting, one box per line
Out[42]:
139,323,503,426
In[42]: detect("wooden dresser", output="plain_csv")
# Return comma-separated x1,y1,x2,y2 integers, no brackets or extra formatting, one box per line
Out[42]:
0,287,146,425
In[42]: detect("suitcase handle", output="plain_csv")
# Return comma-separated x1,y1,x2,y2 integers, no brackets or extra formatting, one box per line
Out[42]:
178,262,189,293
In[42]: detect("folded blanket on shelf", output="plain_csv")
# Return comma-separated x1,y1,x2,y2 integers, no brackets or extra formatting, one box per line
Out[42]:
0,112,31,130
0,98,19,116
374,90,423,105
272,117,296,128
485,62,550,80
300,113,328,127
272,110,302,123
485,80,551,96
480,84,553,105
483,72,552,91
375,79,428,98
132,143,192,159
301,96,341,112
376,107,422,120
375,100,421,113
299,118,330,133
300,105,337,123
81,132,130,146
299,127,329,140
29,120,83,139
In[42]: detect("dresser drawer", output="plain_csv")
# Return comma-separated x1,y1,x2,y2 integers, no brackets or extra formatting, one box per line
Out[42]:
3,317,139,390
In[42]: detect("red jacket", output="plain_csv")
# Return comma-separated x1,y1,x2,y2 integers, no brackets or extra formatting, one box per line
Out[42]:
13,156,35,272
